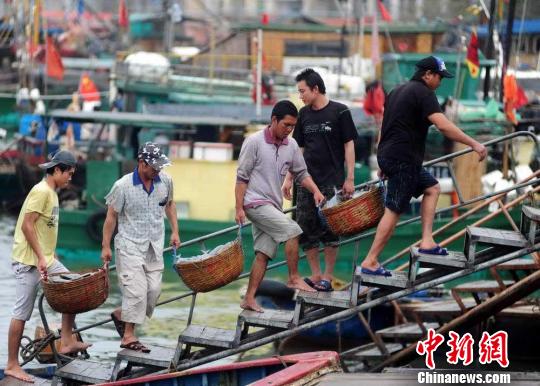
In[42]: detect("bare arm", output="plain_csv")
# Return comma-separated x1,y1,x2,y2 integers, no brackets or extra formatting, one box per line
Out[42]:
282,147,304,200
22,212,47,275
299,176,325,206
100,206,118,264
165,200,181,248
235,182,248,225
429,112,487,161
342,140,355,196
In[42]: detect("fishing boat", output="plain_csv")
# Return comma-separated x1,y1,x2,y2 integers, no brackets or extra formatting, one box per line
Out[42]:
0,351,341,386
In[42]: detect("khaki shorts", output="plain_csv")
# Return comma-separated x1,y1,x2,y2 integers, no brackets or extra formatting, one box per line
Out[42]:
115,241,163,325
245,204,303,259
12,260,68,321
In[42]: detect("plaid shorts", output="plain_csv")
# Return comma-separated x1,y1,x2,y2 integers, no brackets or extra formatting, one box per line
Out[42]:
378,157,438,214
296,185,339,250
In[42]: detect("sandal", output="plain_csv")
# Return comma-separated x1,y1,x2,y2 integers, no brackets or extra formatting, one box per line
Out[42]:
418,245,449,256
313,279,334,292
120,340,151,353
303,277,316,289
360,265,392,277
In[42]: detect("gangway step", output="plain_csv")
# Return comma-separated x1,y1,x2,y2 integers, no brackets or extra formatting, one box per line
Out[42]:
2,376,51,386
466,227,528,248
409,248,467,282
356,268,409,289
239,309,296,329
493,257,539,270
54,359,115,384
342,342,403,361
375,322,439,341
178,325,239,349
115,344,176,369
522,205,540,222
451,279,514,293
296,290,352,309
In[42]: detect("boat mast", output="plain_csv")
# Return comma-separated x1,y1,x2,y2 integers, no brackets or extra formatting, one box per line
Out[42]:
482,0,497,100
500,0,516,101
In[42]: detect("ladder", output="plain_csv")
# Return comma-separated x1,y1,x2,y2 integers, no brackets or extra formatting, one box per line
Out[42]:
50,205,539,384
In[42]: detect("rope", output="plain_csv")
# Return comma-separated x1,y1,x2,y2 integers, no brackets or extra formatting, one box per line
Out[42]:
19,333,56,366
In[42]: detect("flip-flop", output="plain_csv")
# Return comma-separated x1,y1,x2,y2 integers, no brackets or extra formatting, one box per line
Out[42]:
418,245,449,256
314,279,334,292
360,265,392,277
111,312,125,338
120,340,151,353
303,277,316,289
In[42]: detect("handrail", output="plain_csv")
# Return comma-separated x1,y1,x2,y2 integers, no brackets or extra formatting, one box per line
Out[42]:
35,130,539,349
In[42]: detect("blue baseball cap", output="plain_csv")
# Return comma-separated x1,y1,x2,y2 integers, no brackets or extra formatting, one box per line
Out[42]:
416,56,454,78
39,150,77,170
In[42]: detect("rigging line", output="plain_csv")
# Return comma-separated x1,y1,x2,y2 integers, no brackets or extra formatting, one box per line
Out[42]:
515,0,528,66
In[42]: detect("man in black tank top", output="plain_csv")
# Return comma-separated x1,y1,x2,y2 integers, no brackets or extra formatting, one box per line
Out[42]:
359,56,487,276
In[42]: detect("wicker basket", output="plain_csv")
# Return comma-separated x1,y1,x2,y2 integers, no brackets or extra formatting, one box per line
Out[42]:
41,266,109,314
174,238,244,293
320,184,385,236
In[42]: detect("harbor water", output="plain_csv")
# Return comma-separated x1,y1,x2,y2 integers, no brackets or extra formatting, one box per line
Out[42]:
0,215,276,365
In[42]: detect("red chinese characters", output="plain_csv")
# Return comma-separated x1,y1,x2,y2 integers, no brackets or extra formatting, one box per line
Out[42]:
478,331,509,368
446,331,474,366
416,329,445,369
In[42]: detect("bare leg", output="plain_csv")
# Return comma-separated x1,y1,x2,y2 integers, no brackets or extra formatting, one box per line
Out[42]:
361,208,400,270
5,319,34,383
418,184,441,250
285,237,316,292
121,322,138,346
322,246,338,282
240,252,269,312
59,314,92,354
305,247,322,283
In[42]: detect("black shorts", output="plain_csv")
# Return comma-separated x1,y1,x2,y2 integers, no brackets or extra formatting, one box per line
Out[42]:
378,157,439,214
296,185,340,250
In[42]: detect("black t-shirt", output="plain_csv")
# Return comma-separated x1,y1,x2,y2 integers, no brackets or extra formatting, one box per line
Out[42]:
293,100,358,187
377,79,442,166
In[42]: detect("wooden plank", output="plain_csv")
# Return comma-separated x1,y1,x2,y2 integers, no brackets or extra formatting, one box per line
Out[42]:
376,322,439,341
467,227,528,247
494,258,539,270
0,376,51,386
55,359,114,384
411,248,467,268
179,325,237,348
357,269,409,289
239,309,295,329
522,205,540,221
296,290,351,308
498,304,540,319
452,280,513,293
117,345,176,368
342,342,402,360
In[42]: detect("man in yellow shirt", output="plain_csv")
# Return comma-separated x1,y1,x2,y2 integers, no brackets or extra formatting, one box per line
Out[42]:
5,150,91,383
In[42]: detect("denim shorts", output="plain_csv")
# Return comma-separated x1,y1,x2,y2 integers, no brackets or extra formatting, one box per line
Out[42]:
296,185,340,250
378,157,438,214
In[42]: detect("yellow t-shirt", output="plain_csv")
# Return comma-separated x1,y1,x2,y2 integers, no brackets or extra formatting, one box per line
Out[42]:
12,180,59,267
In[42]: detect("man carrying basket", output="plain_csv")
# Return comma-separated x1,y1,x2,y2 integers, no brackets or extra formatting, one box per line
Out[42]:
6,150,90,383
282,68,358,292
101,142,180,353
360,56,487,276
236,100,325,313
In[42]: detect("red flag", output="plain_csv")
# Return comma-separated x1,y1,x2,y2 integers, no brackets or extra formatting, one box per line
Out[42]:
261,12,269,25
79,74,100,102
377,0,392,22
46,36,64,80
465,29,480,78
363,81,385,117
118,0,129,28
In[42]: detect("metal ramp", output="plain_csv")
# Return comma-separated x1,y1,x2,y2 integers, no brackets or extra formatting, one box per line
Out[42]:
47,200,540,383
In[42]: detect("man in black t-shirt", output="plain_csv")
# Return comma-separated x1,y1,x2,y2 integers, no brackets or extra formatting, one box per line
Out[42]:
360,56,487,277
282,68,358,291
